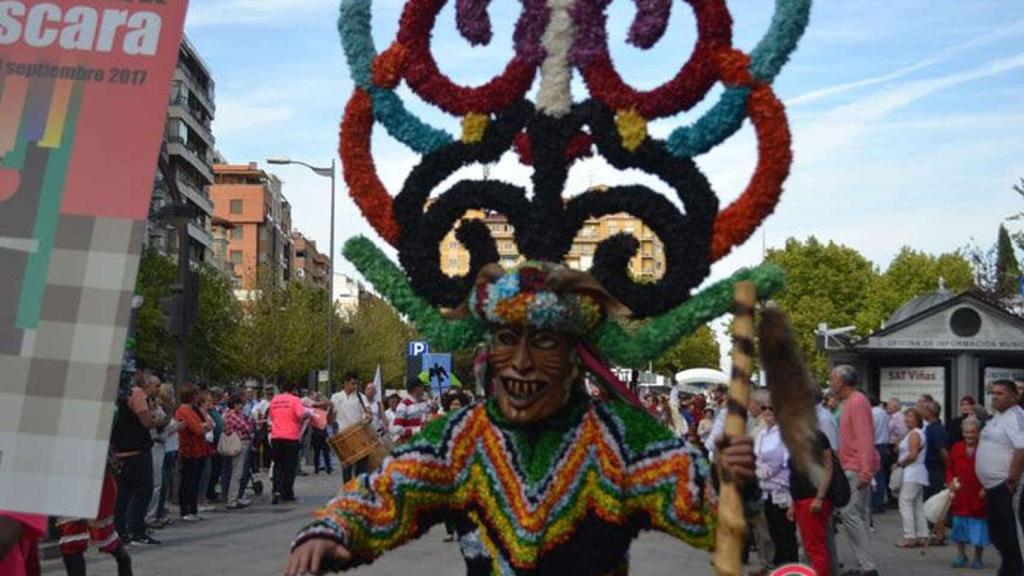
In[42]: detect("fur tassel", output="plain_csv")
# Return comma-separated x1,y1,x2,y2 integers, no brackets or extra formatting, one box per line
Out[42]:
758,305,826,489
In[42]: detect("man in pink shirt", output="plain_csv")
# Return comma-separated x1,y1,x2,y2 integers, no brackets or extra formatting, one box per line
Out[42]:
830,364,880,576
268,382,312,505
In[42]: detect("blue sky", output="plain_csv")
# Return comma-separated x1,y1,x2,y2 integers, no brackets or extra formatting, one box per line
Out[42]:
184,0,1024,299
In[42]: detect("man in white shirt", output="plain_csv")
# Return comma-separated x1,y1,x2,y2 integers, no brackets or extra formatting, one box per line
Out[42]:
331,371,369,432
330,371,370,481
976,379,1024,576
870,396,890,513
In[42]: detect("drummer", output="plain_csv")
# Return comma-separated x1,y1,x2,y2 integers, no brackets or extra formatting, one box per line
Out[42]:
329,371,370,481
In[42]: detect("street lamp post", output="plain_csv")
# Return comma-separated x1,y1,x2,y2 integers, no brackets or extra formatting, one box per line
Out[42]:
267,157,336,392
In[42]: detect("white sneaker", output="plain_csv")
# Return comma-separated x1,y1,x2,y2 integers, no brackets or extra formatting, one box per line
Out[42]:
181,514,201,523
198,505,215,513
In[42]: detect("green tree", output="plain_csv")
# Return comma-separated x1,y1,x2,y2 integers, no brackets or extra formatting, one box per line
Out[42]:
653,325,721,378
133,249,244,383
236,278,330,386
133,249,177,373
765,237,877,381
995,224,1022,299
188,265,243,384
856,247,974,333
766,238,979,381
335,296,417,390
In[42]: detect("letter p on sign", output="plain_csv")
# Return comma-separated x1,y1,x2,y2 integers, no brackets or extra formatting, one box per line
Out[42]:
408,341,430,357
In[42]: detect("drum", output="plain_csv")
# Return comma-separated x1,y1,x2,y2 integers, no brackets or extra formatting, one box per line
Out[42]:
329,420,384,467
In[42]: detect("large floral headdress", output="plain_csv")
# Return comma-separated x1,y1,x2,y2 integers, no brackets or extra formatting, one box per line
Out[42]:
339,0,809,366
459,261,629,337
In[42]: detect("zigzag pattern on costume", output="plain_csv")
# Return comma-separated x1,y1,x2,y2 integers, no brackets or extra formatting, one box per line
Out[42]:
295,396,715,573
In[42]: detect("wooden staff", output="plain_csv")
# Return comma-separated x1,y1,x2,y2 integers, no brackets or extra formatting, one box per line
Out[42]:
713,281,757,576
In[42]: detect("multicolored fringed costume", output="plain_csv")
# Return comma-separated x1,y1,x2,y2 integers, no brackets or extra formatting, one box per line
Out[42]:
294,0,811,573
299,391,713,574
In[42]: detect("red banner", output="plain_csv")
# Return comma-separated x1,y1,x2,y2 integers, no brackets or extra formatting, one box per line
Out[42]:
0,0,189,517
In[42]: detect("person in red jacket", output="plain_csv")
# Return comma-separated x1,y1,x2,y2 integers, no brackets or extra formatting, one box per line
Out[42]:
175,383,214,522
946,417,989,570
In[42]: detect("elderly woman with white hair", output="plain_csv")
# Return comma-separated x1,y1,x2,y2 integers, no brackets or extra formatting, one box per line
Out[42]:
946,416,988,569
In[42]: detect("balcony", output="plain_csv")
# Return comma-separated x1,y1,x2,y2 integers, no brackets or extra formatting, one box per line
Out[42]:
187,222,213,249
174,67,215,114
166,136,214,184
168,99,213,147
176,176,214,217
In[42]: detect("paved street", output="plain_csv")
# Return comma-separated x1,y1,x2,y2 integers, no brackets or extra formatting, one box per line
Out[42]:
42,472,991,575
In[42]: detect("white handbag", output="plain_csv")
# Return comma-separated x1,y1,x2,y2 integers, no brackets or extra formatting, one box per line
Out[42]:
888,467,904,493
217,431,242,457
924,488,953,524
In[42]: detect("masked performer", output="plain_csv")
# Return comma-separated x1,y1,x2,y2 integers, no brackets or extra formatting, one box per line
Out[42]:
290,263,758,574
287,0,811,572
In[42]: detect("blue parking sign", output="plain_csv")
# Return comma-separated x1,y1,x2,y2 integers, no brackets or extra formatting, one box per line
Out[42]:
408,341,430,357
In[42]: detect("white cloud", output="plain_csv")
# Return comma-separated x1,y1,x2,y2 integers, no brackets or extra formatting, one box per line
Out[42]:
795,53,1024,165
788,19,1024,107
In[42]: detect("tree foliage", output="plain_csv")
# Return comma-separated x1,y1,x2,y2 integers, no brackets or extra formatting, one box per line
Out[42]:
766,237,975,381
996,224,1021,300
652,325,721,377
855,247,974,333
133,249,178,373
132,249,243,384
236,277,330,386
336,296,417,390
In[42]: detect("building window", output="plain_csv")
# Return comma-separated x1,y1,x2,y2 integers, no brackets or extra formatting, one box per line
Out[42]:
230,227,243,240
230,199,243,214
229,250,243,265
447,257,458,269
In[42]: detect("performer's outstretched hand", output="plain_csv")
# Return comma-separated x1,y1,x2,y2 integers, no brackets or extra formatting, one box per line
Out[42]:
717,435,756,484
286,538,351,575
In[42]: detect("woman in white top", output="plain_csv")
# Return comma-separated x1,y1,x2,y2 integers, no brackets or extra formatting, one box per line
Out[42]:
754,401,798,567
894,407,929,547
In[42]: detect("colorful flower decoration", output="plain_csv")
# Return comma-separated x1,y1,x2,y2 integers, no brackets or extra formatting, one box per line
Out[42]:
336,0,811,361
467,262,606,337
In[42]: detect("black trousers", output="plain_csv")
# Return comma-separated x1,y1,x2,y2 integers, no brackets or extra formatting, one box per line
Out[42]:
271,439,300,499
987,483,1023,576
114,451,153,539
764,501,799,567
311,429,333,473
179,456,204,517
207,453,224,500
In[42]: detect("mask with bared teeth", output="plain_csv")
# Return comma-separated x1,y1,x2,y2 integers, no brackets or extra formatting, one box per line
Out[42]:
449,262,630,424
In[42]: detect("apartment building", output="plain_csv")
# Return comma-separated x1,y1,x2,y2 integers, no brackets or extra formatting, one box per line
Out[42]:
210,163,293,295
292,231,330,291
438,188,666,279
146,36,217,264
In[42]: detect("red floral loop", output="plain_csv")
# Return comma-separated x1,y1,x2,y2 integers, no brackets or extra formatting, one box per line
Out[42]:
578,0,733,119
710,55,791,262
340,88,401,246
397,0,537,115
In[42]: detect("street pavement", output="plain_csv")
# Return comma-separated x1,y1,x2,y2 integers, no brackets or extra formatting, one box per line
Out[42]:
42,471,993,575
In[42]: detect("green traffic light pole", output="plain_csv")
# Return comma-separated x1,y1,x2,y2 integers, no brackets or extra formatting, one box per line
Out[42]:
267,157,337,392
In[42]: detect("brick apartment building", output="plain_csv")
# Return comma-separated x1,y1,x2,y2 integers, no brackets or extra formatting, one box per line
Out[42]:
210,163,292,296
